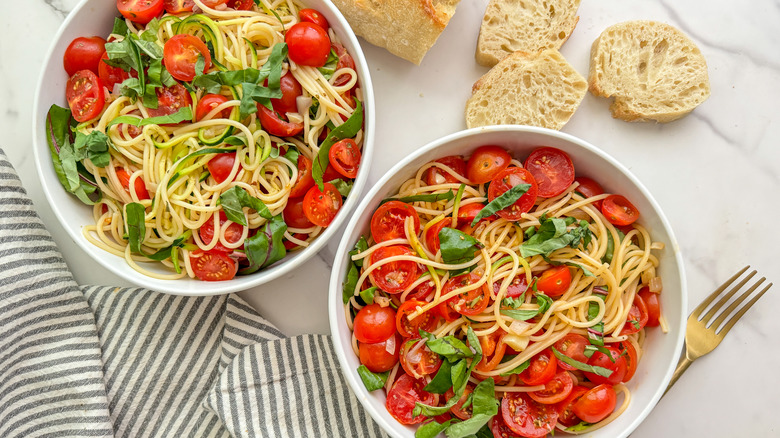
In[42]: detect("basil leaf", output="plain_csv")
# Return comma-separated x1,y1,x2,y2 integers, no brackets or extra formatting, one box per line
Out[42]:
283,146,300,166
125,203,146,254
472,424,496,438
566,422,593,432
356,365,388,392
317,48,340,79
423,358,453,394
242,214,287,272
551,346,613,377
312,99,363,190
415,419,454,438
500,292,551,321
381,190,455,205
584,344,612,359
445,379,498,438
359,286,377,305
471,183,531,226
223,136,248,146
521,216,592,258
111,17,128,36
587,291,606,346
330,178,353,197
107,108,193,128
426,336,474,361
218,186,273,226
342,263,359,304
602,230,615,264
438,227,482,265
466,326,482,356
450,359,469,396
349,236,369,267
499,359,530,376
74,131,112,168
143,234,189,261
193,68,262,93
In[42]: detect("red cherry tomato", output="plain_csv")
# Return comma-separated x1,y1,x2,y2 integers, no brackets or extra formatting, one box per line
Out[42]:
601,194,640,226
436,300,461,323
206,152,236,184
257,105,304,137
424,220,447,254
285,22,331,67
322,163,342,182
396,299,437,338
574,176,605,210
289,155,315,198
98,52,130,90
620,294,649,335
445,385,474,420
331,43,357,87
63,36,106,76
201,0,228,7
386,373,438,425
199,211,243,253
424,155,467,186
572,384,617,424
147,84,192,118
519,348,557,386
370,201,420,243
485,275,528,299
66,70,105,122
407,279,435,302
227,0,253,9
487,167,539,220
466,146,511,184
189,250,237,281
555,385,589,427
196,94,231,121
329,138,361,178
476,330,507,372
584,346,627,386
529,370,574,404
490,413,523,438
369,245,418,294
163,34,211,82
359,332,400,373
638,287,661,327
619,341,639,382
444,273,490,316
299,8,329,31
302,183,342,227
270,72,303,115
456,203,495,225
501,392,558,438
116,0,164,24
163,0,194,13
353,303,396,344
116,168,150,200
400,338,442,379
523,147,575,198
553,334,589,372
535,266,572,297
283,197,315,229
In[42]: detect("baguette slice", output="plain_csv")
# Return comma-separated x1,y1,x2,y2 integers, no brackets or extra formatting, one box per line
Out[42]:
476,0,581,67
588,20,711,122
330,0,460,65
465,49,586,130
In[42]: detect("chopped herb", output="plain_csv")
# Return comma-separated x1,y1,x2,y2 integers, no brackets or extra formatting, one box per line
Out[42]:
356,365,388,392
551,347,613,377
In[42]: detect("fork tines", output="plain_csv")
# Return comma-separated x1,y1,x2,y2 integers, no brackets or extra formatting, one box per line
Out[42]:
694,265,773,335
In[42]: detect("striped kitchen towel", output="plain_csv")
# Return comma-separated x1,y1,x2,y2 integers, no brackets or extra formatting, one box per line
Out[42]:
0,149,387,437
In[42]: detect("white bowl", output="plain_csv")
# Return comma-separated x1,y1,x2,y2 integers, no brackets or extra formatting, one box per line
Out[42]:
329,126,686,438
32,0,375,295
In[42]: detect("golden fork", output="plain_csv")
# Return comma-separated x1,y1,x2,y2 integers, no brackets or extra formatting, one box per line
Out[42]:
664,265,772,393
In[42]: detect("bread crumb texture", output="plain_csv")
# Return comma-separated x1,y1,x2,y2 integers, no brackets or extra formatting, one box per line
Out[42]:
476,0,581,67
588,20,711,122
465,49,586,130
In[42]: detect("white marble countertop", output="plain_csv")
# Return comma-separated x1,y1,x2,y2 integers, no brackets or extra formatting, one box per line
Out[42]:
2,0,779,436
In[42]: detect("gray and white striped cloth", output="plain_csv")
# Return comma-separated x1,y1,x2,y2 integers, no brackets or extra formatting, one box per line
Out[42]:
0,149,388,437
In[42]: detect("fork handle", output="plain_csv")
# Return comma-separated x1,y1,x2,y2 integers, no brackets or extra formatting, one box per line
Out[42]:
664,355,693,395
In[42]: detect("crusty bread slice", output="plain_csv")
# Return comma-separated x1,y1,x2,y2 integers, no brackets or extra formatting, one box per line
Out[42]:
588,20,710,122
475,0,581,67
330,0,461,65
465,49,586,130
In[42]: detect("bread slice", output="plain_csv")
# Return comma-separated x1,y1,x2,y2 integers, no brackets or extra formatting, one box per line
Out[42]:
475,0,581,67
588,20,710,122
330,0,461,65
465,49,586,130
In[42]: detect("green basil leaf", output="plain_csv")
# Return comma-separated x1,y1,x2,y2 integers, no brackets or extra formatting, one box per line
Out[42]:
450,359,469,396
125,202,146,254
342,263,359,304
349,235,369,267
499,359,530,376
381,190,455,205
218,186,273,226
471,183,531,226
111,17,128,36
438,227,482,265
317,48,340,79
142,233,190,261
587,291,606,346
500,292,551,321
356,365,388,392
566,421,593,432
415,419,454,438
427,336,474,361
330,178,353,197
312,99,363,190
551,346,613,377
243,215,287,271
583,344,612,359
466,326,482,357
74,131,112,168
423,358,453,394
444,378,498,438
602,230,615,264
359,286,377,305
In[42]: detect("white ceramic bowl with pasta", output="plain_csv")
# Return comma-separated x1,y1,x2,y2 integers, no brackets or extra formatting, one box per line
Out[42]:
329,126,685,438
32,0,374,295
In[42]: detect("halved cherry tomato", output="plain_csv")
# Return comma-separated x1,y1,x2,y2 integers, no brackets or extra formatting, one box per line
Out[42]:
289,155,315,198
331,43,356,87
196,94,231,121
529,370,573,404
408,279,435,302
424,155,467,186
445,385,474,420
163,34,211,81
63,36,106,76
285,22,331,67
519,348,557,386
619,341,639,382
189,250,237,281
147,84,192,118
283,232,309,250
117,0,164,24
536,266,572,297
620,294,649,336
386,373,438,425
116,168,150,200
98,52,130,90
359,332,400,373
639,287,661,327
329,138,360,178
283,197,315,229
553,334,589,372
466,145,511,184
201,0,228,7
353,303,396,344
524,147,575,198
206,152,237,184
270,72,303,115
487,167,539,220
199,211,243,253
490,413,522,438
368,245,418,294
436,300,461,323
574,176,605,210
227,0,253,9
502,392,558,438
486,275,528,299
322,163,342,182
370,201,420,243
400,338,442,378
601,194,640,226
556,385,589,427
396,299,437,338
572,384,617,423
456,202,495,225
584,346,626,385
424,220,447,254
476,331,507,372
66,70,105,122
444,273,489,316
258,104,304,137
299,8,329,31
163,0,194,13
302,182,342,227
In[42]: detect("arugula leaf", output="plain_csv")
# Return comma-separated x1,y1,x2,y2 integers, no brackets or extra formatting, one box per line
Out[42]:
415,419,454,438
312,99,363,190
242,214,287,272
125,203,146,254
381,190,455,205
471,183,531,226
423,358,453,394
218,186,273,226
438,227,482,265
356,365,388,392
359,286,377,305
551,346,613,377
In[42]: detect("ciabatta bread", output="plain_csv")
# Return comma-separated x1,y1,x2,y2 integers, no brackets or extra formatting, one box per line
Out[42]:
588,20,711,122
330,0,461,65
465,49,586,130
475,0,581,67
